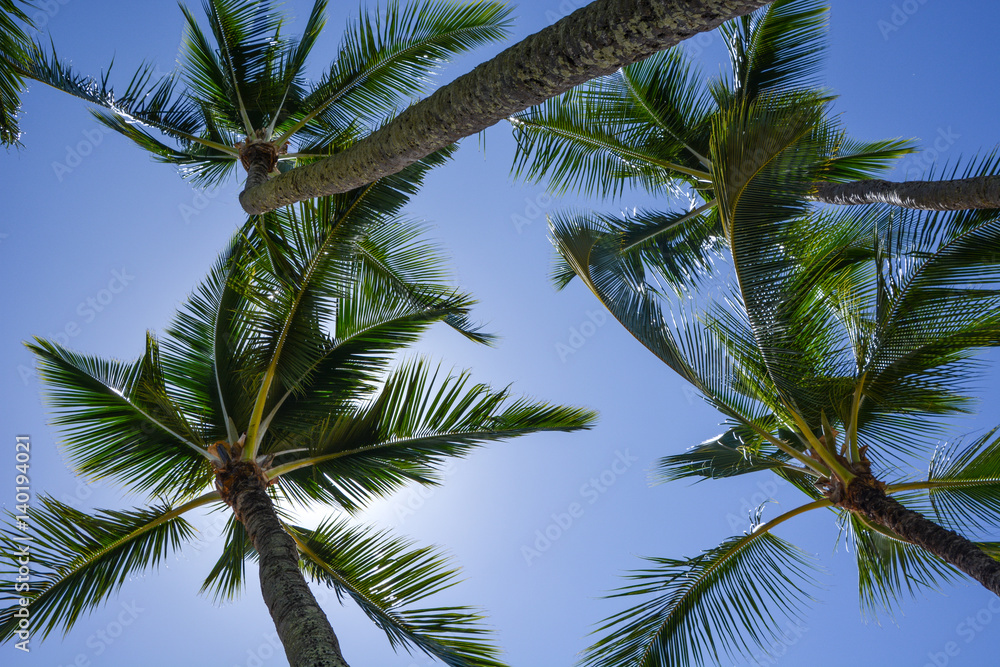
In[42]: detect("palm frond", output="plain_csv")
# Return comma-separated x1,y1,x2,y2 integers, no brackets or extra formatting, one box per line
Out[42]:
0,0,34,146
718,0,828,106
0,495,209,641
200,514,255,602
848,513,960,620
27,337,212,498
270,357,596,511
653,426,790,483
292,517,507,666
891,429,1000,535
581,530,822,667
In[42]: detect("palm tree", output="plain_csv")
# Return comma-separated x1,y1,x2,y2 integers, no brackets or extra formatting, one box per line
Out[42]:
510,1,1000,663
19,0,515,191
15,0,775,213
0,0,35,147
0,153,596,666
551,171,1000,666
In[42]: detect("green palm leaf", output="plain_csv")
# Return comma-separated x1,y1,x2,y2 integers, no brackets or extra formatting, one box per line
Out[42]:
0,0,34,146
848,512,961,619
653,426,790,482
892,429,1000,535
269,357,596,511
292,517,507,667
717,0,828,106
0,494,212,641
581,530,822,667
26,336,212,498
200,514,255,601
291,0,513,143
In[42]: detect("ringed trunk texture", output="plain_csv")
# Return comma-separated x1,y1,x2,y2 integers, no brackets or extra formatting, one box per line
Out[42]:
228,462,351,667
239,0,769,214
811,175,1000,210
844,473,1000,597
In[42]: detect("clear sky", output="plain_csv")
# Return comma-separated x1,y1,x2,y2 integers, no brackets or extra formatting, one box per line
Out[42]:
2,1,1000,666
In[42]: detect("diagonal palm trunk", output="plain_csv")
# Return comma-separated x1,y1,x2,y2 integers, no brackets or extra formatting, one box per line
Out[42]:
224,459,351,667
843,471,1000,597
811,176,1000,210
238,0,770,214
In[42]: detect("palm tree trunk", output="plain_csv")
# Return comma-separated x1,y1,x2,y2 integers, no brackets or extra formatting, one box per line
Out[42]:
844,473,1000,597
810,175,1000,210
229,462,351,667
238,0,770,214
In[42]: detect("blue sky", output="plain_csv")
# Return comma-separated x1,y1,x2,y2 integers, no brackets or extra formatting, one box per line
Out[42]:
3,1,1000,666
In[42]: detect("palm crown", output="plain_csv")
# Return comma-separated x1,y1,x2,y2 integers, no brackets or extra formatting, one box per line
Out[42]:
510,0,916,296
0,152,595,665
22,0,512,188
510,0,1000,664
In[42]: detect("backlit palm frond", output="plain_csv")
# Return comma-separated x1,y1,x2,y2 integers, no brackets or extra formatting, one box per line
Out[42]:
292,517,507,666
26,336,212,498
23,43,208,145
860,208,1000,433
717,0,828,107
0,495,211,641
549,211,774,433
352,216,492,344
257,263,483,440
609,48,715,168
605,205,725,297
269,357,596,512
510,90,693,198
653,425,790,483
890,429,1000,536
581,530,823,667
820,133,917,183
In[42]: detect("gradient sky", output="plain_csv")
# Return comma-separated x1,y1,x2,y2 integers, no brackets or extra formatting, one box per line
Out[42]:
3,1,1000,666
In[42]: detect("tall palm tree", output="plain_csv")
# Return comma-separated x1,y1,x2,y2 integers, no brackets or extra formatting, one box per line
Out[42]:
550,167,1000,666
0,153,596,666
510,0,1000,663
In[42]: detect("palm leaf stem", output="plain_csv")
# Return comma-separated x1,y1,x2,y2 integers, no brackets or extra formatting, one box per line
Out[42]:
886,480,1000,494
264,425,578,481
786,407,854,482
245,182,378,459
846,374,865,461
512,116,712,182
621,200,716,251
752,498,832,535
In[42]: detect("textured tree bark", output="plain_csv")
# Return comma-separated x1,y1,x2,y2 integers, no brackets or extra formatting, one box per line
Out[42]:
844,473,1000,597
238,0,770,214
229,462,351,667
811,175,1000,210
